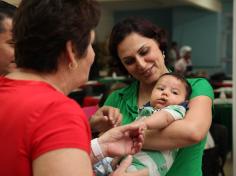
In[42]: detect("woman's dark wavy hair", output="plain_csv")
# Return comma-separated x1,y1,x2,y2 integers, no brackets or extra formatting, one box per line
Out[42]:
108,17,167,75
13,0,101,73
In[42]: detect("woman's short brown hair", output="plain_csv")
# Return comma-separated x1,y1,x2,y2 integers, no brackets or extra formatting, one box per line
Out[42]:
13,0,101,73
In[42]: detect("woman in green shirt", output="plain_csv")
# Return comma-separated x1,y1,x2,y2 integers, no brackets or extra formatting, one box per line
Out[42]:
104,17,214,176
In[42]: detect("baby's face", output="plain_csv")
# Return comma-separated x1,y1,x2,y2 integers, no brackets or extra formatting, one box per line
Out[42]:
150,75,187,109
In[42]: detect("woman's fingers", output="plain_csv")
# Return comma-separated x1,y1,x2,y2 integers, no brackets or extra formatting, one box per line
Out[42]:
115,155,133,173
107,107,122,126
110,155,149,176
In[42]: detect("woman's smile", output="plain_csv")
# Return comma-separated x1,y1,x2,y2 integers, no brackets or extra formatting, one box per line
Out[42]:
142,64,155,78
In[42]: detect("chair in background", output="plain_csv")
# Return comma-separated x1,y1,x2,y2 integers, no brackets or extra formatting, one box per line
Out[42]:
68,89,86,106
202,123,228,176
82,105,99,119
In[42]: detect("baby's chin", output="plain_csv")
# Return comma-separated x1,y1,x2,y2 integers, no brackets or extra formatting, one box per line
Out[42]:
153,104,165,110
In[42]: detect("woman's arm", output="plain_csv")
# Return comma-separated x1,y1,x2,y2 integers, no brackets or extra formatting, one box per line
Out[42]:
143,96,212,150
33,148,93,176
33,124,145,176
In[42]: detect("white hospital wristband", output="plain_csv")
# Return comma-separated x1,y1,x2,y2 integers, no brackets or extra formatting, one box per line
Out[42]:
91,138,104,161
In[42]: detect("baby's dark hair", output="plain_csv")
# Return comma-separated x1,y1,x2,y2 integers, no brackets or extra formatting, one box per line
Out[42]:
157,72,192,100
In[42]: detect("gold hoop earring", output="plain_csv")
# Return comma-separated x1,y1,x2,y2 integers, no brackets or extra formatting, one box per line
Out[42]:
68,62,78,70
68,62,73,70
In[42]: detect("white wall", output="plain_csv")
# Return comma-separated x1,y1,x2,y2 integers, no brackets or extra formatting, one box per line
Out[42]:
233,0,236,174
96,7,114,43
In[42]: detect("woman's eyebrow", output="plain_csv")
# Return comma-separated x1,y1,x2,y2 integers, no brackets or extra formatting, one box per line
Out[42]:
137,44,146,53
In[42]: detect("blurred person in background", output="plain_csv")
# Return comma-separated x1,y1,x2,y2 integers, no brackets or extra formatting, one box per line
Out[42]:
168,41,179,69
0,0,16,75
174,45,193,76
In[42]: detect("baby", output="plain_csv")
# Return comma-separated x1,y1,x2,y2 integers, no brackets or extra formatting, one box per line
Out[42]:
93,72,192,176
128,72,192,176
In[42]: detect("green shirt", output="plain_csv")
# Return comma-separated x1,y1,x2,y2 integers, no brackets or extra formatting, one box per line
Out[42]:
104,78,214,176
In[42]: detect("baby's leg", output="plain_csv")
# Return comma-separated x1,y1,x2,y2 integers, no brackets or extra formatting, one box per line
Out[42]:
126,152,160,176
126,164,149,176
